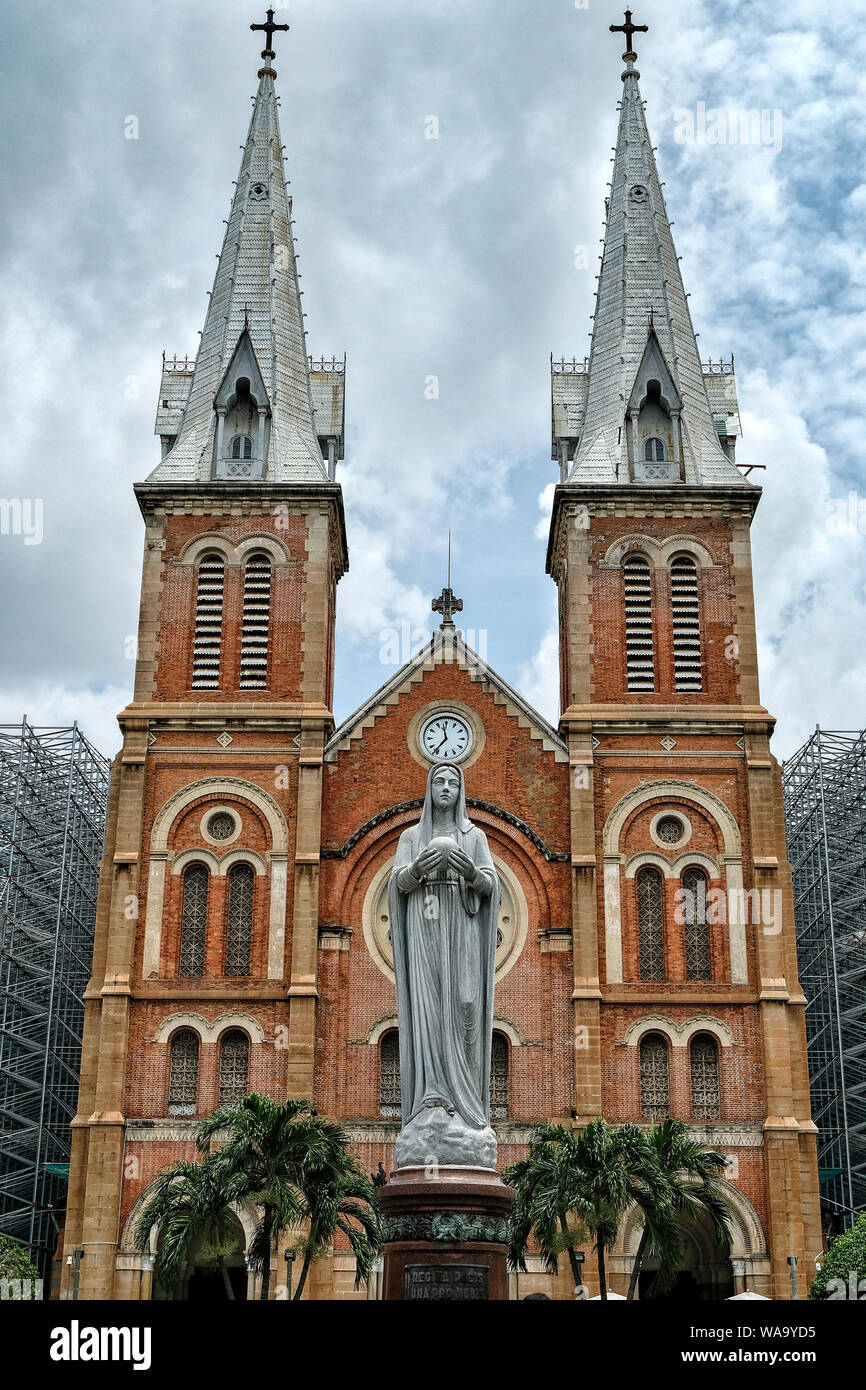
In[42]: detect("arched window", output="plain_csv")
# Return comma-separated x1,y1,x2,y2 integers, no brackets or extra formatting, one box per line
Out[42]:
230,434,253,460
179,863,208,977
670,555,702,692
168,1030,199,1116
623,554,655,692
640,1034,670,1119
192,553,225,689
490,1033,509,1119
225,863,254,977
690,1035,720,1119
219,1030,249,1105
637,865,665,981
239,553,271,690
379,1030,401,1117
682,865,711,980
644,436,666,461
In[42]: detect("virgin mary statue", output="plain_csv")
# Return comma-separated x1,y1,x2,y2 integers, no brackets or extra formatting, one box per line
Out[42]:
388,761,500,1170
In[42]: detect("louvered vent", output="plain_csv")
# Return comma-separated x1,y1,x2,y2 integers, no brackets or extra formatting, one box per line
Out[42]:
671,556,702,692
192,555,225,689
240,553,271,689
624,555,654,691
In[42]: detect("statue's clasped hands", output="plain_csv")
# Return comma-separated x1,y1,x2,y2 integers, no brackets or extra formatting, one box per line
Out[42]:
412,841,477,882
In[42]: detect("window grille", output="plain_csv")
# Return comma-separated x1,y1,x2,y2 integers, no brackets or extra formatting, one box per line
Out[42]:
644,436,666,461
207,811,235,842
179,863,208,977
637,865,665,981
225,864,253,977
640,1034,670,1119
490,1033,509,1118
168,1031,199,1116
192,554,225,689
231,434,253,460
240,553,271,690
682,865,711,980
671,556,702,692
219,1030,249,1105
379,1031,401,1116
690,1035,721,1119
624,555,654,691
656,815,685,845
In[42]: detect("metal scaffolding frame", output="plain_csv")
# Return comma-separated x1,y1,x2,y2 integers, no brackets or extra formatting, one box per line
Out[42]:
0,720,109,1271
782,728,866,1224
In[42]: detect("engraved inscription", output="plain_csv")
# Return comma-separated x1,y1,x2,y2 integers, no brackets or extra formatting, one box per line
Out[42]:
405,1264,489,1301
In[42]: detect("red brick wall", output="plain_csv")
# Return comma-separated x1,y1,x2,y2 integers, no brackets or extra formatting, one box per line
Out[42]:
153,513,308,701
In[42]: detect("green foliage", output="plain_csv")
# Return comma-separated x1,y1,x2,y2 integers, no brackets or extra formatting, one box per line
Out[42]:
135,1093,382,1302
0,1235,39,1283
504,1117,731,1300
809,1214,866,1300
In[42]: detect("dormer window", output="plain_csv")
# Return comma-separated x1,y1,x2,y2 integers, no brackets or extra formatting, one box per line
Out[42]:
644,437,666,462
231,434,253,460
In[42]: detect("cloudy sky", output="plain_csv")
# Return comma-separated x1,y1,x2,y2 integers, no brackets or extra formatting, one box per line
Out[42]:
1,0,864,760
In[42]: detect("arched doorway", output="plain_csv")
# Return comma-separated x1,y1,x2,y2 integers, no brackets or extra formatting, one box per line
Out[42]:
637,1206,733,1301
156,1211,248,1302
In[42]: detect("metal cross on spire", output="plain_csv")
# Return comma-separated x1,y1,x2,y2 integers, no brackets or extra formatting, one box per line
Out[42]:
432,531,463,629
251,6,290,60
609,8,648,57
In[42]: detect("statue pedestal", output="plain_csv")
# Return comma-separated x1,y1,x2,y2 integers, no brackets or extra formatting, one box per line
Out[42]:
378,1167,514,1302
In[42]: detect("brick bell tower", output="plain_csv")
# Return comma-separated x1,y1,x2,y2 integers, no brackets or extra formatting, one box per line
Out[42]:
63,18,347,1298
547,20,821,1296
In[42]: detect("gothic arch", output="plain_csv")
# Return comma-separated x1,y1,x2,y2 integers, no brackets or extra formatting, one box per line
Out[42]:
602,534,715,571
150,777,288,855
170,848,221,877
604,781,740,858
217,848,268,877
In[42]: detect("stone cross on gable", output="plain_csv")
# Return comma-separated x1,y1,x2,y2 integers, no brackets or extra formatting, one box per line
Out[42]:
251,6,290,60
609,8,648,57
432,587,463,629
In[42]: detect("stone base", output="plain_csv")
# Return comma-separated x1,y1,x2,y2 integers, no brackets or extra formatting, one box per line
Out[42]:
378,1166,514,1302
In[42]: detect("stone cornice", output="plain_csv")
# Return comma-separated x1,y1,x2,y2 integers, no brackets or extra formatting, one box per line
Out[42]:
133,481,348,572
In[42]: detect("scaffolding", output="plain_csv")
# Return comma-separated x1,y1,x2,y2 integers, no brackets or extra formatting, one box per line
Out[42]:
782,728,866,1226
0,720,110,1273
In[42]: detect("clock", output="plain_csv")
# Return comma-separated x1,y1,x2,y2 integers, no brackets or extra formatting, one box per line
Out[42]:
419,711,473,762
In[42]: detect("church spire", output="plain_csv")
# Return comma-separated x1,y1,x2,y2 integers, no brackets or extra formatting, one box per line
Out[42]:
147,11,328,485
563,12,746,487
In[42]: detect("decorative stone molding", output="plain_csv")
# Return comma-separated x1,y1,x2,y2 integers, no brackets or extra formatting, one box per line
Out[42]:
199,806,242,846
217,848,268,876
322,797,569,864
620,1178,767,1259
624,850,720,879
176,532,291,566
619,1014,736,1048
382,1212,510,1245
602,533,715,570
169,848,220,876
150,1010,267,1045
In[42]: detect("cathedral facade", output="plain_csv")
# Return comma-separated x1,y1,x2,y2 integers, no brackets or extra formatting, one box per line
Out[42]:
62,25,820,1300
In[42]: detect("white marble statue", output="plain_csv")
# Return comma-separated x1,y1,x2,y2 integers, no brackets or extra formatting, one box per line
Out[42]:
389,761,500,1170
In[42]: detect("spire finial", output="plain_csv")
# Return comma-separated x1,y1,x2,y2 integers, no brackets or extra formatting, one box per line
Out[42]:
432,532,463,629
610,8,648,72
251,6,290,64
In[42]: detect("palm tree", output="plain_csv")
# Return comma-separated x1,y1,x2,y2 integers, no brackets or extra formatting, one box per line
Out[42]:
133,1157,240,1300
197,1094,380,1301
505,1118,671,1299
625,1118,731,1300
291,1165,382,1301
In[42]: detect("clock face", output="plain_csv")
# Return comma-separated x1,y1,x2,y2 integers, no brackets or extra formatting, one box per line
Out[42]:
420,712,473,762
